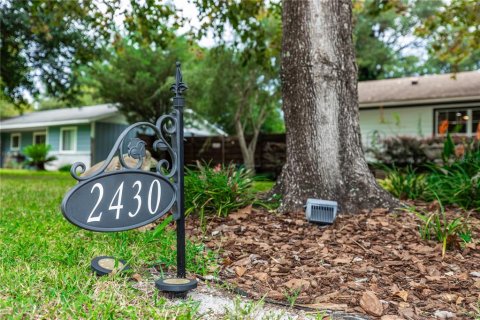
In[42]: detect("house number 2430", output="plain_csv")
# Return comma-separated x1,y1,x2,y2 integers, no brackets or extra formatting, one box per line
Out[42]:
87,180,162,223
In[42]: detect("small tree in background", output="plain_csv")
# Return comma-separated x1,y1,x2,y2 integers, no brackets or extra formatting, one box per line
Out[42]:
92,38,192,124
23,144,57,170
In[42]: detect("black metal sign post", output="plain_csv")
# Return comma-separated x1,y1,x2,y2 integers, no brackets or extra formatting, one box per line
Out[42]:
61,62,197,296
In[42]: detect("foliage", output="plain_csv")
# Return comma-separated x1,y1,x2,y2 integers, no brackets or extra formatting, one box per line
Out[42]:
0,0,104,108
193,0,479,82
369,135,480,167
0,0,182,109
58,164,72,172
284,288,301,308
222,297,285,320
4,0,480,112
0,88,32,119
415,0,480,73
184,162,254,218
353,0,440,80
377,137,480,210
251,180,275,193
190,47,282,135
424,148,480,210
369,135,430,166
407,199,473,257
36,76,104,111
379,166,427,200
189,46,282,171
0,170,214,318
92,38,192,124
22,144,57,170
191,0,281,73
442,133,456,162
182,4,284,171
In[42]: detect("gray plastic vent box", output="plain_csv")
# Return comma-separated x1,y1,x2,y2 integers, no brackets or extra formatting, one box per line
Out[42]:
305,199,338,224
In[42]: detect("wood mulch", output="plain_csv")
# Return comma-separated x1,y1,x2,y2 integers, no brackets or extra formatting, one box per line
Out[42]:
186,204,480,319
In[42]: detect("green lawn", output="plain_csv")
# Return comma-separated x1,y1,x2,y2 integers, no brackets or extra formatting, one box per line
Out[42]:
0,170,214,319
251,180,275,193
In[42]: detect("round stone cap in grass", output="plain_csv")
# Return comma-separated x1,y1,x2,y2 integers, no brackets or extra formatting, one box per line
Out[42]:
91,256,129,276
155,278,198,293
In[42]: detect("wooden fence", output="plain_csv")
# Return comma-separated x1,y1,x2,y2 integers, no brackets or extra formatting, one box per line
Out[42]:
140,133,286,176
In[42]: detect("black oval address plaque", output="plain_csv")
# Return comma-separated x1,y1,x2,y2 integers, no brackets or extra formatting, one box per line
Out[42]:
61,171,176,232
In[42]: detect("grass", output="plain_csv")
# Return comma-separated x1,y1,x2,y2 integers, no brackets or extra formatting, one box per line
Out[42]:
251,181,275,193
0,170,215,319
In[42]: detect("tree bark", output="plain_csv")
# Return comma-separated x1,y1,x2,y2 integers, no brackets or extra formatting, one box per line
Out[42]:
277,0,398,213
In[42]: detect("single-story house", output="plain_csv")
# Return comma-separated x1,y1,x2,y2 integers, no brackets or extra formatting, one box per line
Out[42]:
358,71,480,147
0,104,226,169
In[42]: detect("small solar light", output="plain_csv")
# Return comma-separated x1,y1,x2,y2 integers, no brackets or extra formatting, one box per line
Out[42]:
91,256,130,276
305,199,338,224
155,278,198,298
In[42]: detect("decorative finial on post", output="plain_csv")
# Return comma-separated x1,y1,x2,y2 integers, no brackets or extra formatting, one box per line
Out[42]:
170,61,188,99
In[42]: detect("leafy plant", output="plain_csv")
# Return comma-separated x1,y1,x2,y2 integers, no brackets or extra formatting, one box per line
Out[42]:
283,288,301,308
369,135,479,167
379,166,427,200
424,147,480,210
184,162,254,219
442,133,456,162
22,144,57,170
407,197,473,257
368,136,430,166
377,138,480,210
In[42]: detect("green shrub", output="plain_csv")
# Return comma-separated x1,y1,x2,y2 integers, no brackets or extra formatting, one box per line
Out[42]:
424,148,480,210
377,137,479,210
184,162,254,218
379,166,427,200
369,135,479,167
369,135,429,166
58,164,72,172
23,144,57,170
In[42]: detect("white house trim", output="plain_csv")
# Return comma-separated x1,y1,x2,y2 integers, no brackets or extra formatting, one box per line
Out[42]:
0,119,90,131
359,96,480,109
59,126,77,153
0,112,121,131
10,133,21,151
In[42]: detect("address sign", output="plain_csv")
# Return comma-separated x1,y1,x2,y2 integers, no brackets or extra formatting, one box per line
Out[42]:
61,62,192,286
61,171,176,232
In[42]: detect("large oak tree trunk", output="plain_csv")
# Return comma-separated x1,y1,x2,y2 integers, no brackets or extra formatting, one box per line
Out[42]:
277,0,398,213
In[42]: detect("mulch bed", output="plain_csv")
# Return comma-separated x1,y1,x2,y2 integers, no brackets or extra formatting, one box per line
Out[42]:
186,204,480,319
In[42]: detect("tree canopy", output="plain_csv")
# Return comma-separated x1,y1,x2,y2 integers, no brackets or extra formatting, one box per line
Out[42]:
0,0,179,110
2,0,479,115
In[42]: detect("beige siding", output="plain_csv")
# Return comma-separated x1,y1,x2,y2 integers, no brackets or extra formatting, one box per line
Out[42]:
359,106,434,147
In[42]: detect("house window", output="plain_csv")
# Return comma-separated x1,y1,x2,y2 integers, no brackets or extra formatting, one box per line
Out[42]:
435,108,480,136
10,133,21,150
33,132,46,145
60,127,77,152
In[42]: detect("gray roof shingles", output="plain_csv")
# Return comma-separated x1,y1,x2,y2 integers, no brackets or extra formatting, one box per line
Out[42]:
358,71,480,106
0,104,118,128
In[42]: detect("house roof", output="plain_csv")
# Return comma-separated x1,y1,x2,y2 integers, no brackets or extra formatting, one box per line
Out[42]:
0,103,227,137
358,71,480,107
0,104,118,130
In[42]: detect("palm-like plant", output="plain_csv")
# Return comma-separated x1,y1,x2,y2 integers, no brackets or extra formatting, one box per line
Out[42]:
23,144,57,170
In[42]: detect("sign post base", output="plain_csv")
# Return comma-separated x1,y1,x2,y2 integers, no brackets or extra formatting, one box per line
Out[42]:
155,278,197,298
